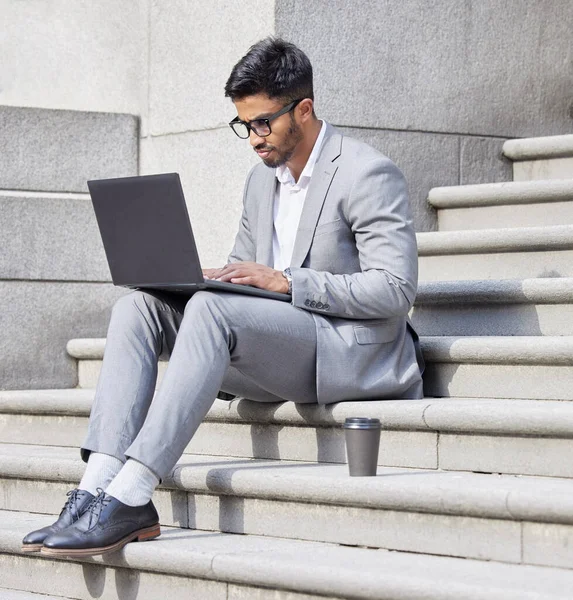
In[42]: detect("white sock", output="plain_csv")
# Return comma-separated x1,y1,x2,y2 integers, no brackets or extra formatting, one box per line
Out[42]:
78,452,124,496
105,459,159,507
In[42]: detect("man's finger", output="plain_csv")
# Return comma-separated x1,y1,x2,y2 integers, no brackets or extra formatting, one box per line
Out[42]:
203,268,221,279
219,261,249,272
217,269,246,282
230,276,257,286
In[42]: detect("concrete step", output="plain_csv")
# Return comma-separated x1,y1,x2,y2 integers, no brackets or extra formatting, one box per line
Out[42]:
417,225,573,280
3,512,573,600
429,179,573,230
5,389,573,477
423,335,573,400
3,445,573,568
413,278,573,336
503,134,573,182
67,335,573,401
0,105,138,193
68,338,167,388
0,590,71,600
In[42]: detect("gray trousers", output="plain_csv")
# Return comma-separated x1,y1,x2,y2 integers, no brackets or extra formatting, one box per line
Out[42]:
82,290,318,479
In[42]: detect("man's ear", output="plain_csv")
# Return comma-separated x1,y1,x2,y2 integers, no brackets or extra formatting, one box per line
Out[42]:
298,98,315,123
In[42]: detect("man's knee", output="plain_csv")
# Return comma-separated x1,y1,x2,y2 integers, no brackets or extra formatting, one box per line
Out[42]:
182,291,231,332
184,291,222,317
112,290,161,321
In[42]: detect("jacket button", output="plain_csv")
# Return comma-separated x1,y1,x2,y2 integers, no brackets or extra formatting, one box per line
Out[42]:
310,301,317,308
316,302,323,309
304,299,311,306
324,304,330,310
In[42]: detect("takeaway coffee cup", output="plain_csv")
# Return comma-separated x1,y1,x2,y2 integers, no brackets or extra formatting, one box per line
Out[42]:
343,418,381,476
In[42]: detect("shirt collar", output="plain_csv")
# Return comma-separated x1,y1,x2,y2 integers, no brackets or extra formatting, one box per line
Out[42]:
275,120,328,186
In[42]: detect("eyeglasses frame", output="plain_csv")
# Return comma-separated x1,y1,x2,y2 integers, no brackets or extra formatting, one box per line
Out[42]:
229,98,304,139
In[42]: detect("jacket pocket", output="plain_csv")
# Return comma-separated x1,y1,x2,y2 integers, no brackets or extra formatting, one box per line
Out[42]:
353,322,400,345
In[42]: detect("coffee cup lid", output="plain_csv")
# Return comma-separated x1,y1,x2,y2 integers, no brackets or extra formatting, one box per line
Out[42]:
343,417,381,429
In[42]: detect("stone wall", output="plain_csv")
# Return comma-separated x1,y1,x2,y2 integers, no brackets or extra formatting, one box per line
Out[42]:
0,0,147,116
0,107,136,389
0,0,274,388
1,0,572,389
3,0,571,242
139,0,275,267
0,0,275,267
276,0,573,229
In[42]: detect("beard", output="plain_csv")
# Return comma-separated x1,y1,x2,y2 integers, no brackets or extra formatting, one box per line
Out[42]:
255,118,304,168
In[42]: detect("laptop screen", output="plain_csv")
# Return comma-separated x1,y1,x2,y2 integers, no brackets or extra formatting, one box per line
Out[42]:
88,173,204,286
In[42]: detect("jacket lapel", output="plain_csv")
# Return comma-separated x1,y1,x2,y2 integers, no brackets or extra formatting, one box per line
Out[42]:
290,127,342,268
255,166,277,267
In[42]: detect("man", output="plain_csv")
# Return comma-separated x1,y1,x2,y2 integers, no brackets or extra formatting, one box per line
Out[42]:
22,37,423,557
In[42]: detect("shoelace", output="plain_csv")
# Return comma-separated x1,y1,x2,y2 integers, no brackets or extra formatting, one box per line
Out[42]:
85,488,112,529
63,489,79,509
61,489,81,519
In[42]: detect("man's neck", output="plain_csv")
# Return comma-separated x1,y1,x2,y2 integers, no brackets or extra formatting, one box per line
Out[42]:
286,119,323,183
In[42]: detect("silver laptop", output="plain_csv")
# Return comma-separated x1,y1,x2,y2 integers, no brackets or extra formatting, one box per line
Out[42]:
87,173,291,302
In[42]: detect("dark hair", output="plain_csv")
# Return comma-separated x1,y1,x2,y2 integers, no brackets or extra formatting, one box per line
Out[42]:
225,37,313,103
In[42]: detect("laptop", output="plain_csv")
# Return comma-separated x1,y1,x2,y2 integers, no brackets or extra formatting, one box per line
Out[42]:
87,173,291,302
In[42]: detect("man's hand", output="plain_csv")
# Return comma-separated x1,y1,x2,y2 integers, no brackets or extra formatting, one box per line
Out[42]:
203,262,289,294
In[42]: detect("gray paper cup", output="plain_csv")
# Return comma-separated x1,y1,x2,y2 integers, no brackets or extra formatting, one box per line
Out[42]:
343,418,381,476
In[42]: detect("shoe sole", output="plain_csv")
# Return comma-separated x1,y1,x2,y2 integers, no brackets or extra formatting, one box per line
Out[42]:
21,543,43,553
40,523,161,558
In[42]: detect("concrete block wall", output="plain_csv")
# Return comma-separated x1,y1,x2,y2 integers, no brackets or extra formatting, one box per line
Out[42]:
0,106,139,193
0,0,147,117
341,128,510,231
1,1,572,390
139,0,275,267
276,0,573,230
0,106,136,389
0,0,275,268
0,282,124,390
277,1,573,137
0,1,275,388
3,0,572,256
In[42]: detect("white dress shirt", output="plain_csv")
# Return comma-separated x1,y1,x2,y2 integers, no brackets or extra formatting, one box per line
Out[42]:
272,120,328,271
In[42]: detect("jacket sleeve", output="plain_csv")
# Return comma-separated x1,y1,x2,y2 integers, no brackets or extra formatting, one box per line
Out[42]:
291,157,418,319
227,167,256,264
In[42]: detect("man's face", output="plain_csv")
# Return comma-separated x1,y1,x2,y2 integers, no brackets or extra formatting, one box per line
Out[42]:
233,94,303,168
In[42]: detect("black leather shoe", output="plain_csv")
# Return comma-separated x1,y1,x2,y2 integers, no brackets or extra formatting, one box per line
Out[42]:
41,491,160,557
21,488,95,553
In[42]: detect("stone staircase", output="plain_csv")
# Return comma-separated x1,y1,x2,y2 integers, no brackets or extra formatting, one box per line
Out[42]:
1,131,573,598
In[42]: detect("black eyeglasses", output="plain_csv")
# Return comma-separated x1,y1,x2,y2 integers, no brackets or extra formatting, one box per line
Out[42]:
229,99,303,139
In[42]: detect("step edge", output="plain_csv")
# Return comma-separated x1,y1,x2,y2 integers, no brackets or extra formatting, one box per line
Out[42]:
420,336,573,365
417,225,573,255
429,179,573,209
67,335,573,365
4,394,573,437
66,339,106,359
416,278,573,304
0,190,91,201
3,450,573,525
3,512,572,600
503,135,573,161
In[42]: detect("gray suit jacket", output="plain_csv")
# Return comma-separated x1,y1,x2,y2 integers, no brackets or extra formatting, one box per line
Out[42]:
229,123,424,403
